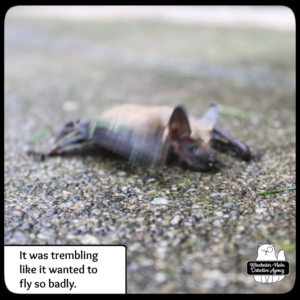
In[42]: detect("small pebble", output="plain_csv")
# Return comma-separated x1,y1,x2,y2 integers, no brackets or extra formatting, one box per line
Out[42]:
170,215,181,225
151,198,168,205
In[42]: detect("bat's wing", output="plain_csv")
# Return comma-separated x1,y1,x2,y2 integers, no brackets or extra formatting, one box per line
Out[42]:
26,118,91,159
89,118,169,168
211,125,251,161
200,104,251,161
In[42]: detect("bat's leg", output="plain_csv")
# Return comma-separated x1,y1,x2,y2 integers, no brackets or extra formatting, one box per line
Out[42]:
211,125,251,161
27,119,90,159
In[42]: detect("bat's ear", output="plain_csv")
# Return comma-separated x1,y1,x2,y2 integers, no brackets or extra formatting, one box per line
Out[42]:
168,106,191,140
201,103,218,130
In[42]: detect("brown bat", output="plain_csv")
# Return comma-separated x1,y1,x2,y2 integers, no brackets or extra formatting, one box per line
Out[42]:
27,104,251,171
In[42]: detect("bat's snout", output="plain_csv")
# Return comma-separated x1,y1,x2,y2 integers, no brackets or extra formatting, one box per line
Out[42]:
186,147,217,171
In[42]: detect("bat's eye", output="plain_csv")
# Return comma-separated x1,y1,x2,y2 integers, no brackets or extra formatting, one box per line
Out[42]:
187,143,197,152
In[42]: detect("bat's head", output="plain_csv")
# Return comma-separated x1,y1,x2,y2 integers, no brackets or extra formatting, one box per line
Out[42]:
168,106,217,171
177,139,217,171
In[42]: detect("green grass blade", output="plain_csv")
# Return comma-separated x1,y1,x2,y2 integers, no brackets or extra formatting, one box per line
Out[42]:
25,126,52,145
218,104,260,120
256,187,296,196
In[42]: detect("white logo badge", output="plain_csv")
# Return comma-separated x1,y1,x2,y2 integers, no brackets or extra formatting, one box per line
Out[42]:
253,243,286,284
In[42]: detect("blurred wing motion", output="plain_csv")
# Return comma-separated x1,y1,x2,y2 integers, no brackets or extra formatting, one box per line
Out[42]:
27,115,170,168
89,118,170,167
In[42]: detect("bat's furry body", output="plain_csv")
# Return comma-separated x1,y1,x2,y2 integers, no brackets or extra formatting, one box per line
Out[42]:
28,104,251,171
100,104,213,145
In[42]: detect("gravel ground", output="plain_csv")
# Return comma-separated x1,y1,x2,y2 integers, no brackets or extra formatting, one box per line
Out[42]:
5,14,295,293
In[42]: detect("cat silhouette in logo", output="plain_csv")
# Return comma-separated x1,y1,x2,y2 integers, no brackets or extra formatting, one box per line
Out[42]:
254,243,286,284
